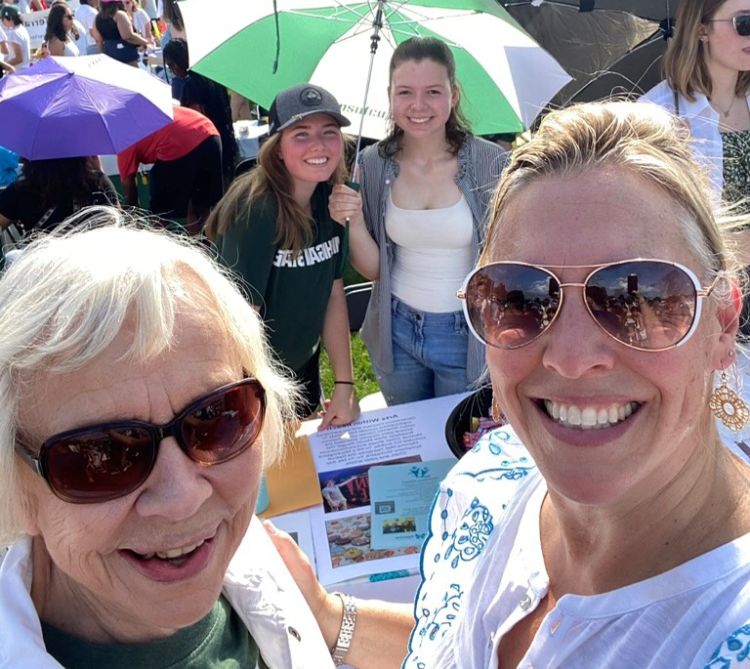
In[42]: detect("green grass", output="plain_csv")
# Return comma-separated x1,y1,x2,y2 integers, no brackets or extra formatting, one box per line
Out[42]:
320,262,381,401
320,333,381,400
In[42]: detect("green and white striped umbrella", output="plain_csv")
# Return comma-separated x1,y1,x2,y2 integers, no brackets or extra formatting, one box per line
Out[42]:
180,0,571,139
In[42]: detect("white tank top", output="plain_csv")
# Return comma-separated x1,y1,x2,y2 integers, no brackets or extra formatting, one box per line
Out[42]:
386,191,474,313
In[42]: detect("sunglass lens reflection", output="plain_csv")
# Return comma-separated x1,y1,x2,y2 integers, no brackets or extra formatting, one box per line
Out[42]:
467,265,560,349
735,15,750,36
46,428,156,503
585,263,696,349
182,383,264,463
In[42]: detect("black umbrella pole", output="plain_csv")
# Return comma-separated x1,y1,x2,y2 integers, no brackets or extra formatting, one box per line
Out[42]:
351,0,386,183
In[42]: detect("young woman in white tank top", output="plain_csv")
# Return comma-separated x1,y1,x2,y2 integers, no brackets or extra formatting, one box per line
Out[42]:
329,36,506,405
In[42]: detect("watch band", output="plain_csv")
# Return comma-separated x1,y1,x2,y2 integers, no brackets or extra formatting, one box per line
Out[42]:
331,592,357,666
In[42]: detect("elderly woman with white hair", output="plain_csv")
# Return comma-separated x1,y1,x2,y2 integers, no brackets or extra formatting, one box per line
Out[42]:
0,212,335,668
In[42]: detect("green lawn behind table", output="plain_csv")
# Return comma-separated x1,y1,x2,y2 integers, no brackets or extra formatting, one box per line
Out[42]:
319,263,381,401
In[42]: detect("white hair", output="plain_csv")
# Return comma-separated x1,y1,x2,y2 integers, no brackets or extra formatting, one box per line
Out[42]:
0,208,297,547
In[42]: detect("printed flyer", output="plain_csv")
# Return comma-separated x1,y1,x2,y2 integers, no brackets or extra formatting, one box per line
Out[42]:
306,393,463,585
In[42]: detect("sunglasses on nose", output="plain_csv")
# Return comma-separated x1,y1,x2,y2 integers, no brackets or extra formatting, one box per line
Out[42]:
458,259,721,352
706,14,750,36
15,377,266,504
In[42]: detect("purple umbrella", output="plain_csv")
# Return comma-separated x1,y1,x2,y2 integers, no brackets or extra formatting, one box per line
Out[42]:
0,55,173,160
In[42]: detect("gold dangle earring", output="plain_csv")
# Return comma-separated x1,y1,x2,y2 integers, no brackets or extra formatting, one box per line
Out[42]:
709,363,750,432
491,393,503,423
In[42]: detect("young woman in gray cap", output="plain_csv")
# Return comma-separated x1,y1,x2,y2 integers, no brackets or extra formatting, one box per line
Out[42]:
207,83,361,428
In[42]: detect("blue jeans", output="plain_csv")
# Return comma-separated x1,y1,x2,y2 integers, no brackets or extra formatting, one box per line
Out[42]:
373,297,470,405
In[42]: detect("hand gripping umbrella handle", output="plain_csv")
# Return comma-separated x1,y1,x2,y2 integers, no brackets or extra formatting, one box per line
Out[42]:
343,179,361,226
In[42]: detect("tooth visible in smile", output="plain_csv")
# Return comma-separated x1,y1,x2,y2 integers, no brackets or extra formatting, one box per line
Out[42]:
543,400,639,430
581,407,597,427
305,157,328,165
137,539,205,561
567,405,581,426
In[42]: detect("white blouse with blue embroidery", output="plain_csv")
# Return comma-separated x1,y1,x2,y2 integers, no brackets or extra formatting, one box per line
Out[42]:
404,427,750,669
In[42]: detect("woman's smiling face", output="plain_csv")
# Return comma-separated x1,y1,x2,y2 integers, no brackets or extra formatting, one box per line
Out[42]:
485,167,733,507
17,304,262,643
278,112,343,192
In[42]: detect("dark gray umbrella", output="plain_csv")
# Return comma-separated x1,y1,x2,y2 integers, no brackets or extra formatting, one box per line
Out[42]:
565,27,669,103
502,0,678,22
502,1,665,107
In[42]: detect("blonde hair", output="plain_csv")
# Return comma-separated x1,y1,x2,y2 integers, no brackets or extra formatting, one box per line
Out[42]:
0,208,297,547
662,0,750,100
484,102,742,285
204,130,349,250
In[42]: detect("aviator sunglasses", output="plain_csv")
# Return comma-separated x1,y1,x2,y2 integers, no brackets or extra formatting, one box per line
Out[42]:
15,377,266,504
706,14,750,37
458,259,722,352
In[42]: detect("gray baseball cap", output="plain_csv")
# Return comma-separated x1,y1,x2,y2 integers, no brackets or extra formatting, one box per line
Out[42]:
268,83,351,135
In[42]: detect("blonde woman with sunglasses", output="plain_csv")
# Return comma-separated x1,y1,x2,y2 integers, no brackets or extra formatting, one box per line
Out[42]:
268,101,750,669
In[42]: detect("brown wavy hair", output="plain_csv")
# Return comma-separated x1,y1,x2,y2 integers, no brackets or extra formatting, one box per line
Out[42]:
662,0,750,100
204,131,348,251
378,36,471,158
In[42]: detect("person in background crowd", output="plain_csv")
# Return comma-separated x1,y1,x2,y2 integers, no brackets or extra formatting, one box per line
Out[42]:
44,2,79,56
329,36,507,405
163,38,239,185
141,0,156,19
159,0,183,47
0,218,334,669
641,0,750,340
92,0,147,66
207,83,361,428
75,0,99,54
0,157,118,239
0,22,15,76
230,91,255,123
117,104,223,235
269,100,750,669
0,4,30,69
126,0,151,45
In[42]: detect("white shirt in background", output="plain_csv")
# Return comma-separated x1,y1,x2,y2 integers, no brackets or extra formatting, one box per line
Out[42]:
131,7,150,39
70,17,87,55
6,24,30,69
75,3,97,36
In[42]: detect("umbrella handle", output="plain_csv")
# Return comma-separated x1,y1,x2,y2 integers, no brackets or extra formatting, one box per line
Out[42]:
343,179,360,226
